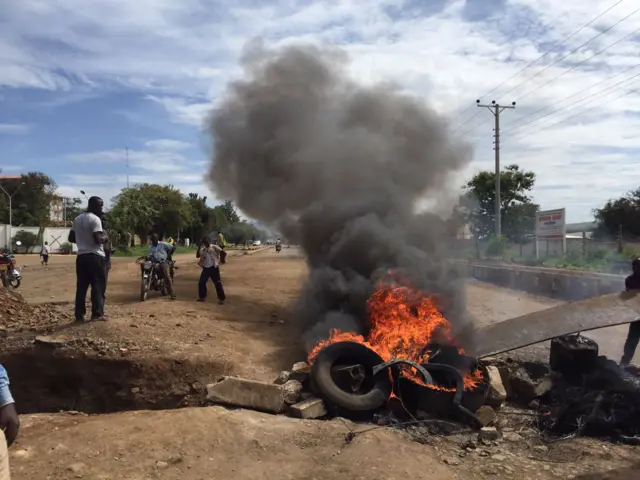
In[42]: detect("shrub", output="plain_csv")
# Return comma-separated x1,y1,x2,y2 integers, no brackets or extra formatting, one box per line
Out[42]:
12,230,38,251
60,242,73,254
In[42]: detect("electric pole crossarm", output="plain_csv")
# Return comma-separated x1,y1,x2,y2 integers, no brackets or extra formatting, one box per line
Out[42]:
476,100,516,239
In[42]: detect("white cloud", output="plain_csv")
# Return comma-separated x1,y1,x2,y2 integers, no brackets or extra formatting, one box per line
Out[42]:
5,0,640,220
0,123,31,134
144,139,192,150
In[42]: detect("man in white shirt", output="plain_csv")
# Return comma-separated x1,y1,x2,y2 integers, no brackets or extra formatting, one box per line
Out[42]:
40,241,50,267
68,197,109,322
196,237,226,304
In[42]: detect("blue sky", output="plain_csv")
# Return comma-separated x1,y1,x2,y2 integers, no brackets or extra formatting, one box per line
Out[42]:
2,0,640,221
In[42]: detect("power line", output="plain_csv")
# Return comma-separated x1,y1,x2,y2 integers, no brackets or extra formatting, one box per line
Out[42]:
504,62,640,131
508,85,640,143
504,70,640,135
450,0,627,128
501,4,640,101
517,19,640,101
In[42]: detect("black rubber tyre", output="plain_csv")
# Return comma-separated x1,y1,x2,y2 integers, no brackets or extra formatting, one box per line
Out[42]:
9,278,20,289
140,276,149,302
310,341,392,413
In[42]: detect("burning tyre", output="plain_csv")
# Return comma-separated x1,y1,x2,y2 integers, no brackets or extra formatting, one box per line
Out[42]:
310,341,393,416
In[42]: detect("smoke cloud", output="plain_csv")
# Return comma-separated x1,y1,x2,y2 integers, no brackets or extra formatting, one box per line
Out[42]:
207,41,474,351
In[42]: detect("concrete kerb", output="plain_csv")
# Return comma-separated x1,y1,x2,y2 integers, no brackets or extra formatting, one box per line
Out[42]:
461,262,625,301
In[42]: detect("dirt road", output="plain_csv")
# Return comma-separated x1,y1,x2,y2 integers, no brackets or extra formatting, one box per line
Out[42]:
3,249,638,479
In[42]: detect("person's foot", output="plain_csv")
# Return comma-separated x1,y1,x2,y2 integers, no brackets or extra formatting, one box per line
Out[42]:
218,300,225,305
91,315,108,321
197,298,205,302
74,317,85,323
170,294,176,300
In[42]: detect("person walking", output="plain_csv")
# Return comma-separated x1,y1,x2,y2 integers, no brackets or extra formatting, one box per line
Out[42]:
196,237,226,304
0,363,19,480
68,197,109,322
620,258,640,366
40,241,50,267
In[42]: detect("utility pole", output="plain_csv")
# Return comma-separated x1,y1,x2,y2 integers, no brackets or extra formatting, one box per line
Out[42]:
476,99,516,238
0,181,25,227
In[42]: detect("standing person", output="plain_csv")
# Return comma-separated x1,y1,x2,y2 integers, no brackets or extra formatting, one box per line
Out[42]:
620,258,640,366
40,241,50,267
0,363,19,480
101,214,112,301
68,197,109,322
196,237,226,304
148,234,175,299
216,231,226,250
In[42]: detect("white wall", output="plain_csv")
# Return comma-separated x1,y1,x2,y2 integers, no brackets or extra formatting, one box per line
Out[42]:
2,225,73,253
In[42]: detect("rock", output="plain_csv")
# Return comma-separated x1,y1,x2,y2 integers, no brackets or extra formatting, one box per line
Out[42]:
485,366,507,407
273,371,291,385
155,461,169,469
131,387,140,394
34,336,67,348
491,454,506,462
206,376,286,413
67,463,86,474
534,376,554,397
503,432,523,442
509,369,537,403
533,445,549,453
282,380,303,405
167,454,183,465
475,405,497,426
441,456,461,466
289,397,327,419
290,362,310,382
478,427,500,442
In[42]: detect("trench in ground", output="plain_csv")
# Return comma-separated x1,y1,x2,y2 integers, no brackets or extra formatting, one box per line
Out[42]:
0,347,227,415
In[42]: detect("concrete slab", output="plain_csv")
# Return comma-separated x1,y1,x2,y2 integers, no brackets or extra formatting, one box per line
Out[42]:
476,291,640,358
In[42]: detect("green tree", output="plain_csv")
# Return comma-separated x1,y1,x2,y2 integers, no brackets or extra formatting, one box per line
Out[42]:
221,200,240,224
12,230,38,251
461,164,538,241
108,184,191,244
0,172,57,226
63,197,84,224
594,188,640,239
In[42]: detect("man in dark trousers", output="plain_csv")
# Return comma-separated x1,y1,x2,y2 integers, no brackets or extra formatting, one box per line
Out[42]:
68,197,109,322
196,237,226,304
621,257,640,366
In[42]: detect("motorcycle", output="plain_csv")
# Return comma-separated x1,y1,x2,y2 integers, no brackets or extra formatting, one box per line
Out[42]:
276,243,282,253
0,241,22,289
136,256,175,301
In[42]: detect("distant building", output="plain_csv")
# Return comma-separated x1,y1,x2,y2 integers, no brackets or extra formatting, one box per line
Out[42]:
49,196,64,224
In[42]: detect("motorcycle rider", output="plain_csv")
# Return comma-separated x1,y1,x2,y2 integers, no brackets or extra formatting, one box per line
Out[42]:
0,363,19,477
148,234,176,300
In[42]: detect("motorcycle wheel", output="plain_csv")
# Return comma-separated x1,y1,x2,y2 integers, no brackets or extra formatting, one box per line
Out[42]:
9,278,20,289
140,275,150,301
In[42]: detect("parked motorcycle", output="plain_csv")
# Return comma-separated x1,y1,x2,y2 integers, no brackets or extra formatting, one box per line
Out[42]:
0,241,22,289
136,256,175,301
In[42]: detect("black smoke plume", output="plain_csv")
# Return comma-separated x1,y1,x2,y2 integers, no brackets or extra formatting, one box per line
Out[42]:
207,41,474,351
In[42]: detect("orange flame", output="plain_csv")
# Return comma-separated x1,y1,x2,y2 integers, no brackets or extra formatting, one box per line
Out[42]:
309,276,483,391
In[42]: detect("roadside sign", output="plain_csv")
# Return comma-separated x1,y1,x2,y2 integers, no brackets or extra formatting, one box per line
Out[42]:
536,208,566,239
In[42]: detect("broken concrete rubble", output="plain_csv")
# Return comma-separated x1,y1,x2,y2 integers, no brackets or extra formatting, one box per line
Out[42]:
290,362,310,383
289,397,327,419
474,405,497,426
485,366,507,407
273,371,291,385
478,427,500,442
206,377,286,413
282,380,303,405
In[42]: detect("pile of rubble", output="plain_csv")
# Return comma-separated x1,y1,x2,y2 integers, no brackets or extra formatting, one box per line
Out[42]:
205,335,640,446
0,287,72,335
206,361,328,419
